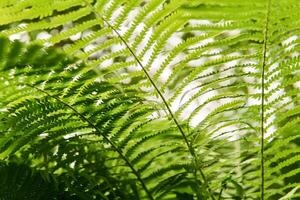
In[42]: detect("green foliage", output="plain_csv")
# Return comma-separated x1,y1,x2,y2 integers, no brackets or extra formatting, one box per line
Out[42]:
0,161,79,200
0,0,299,199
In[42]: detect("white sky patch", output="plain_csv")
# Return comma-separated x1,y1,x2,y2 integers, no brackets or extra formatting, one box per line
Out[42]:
267,81,281,92
247,95,260,106
9,32,30,43
224,60,239,68
159,66,172,83
190,38,214,49
120,77,131,84
70,32,82,41
133,23,146,38
173,82,198,108
189,19,211,26
125,8,139,27
69,161,76,169
285,43,297,52
269,62,279,72
204,48,223,55
180,101,199,120
36,31,51,40
63,131,87,140
82,30,94,38
39,133,49,138
109,5,124,25
282,35,298,46
72,74,82,82
188,57,207,67
136,26,153,56
294,81,300,88
84,44,96,52
226,30,241,36
111,43,124,52
100,59,113,69
266,113,276,127
265,125,276,139
171,82,197,111
149,54,165,75
189,103,214,127
0,108,8,112
219,78,235,87
142,46,154,66
96,99,103,106
118,22,130,35
242,61,259,72
166,33,182,50
126,63,139,72
169,53,186,67
182,89,219,125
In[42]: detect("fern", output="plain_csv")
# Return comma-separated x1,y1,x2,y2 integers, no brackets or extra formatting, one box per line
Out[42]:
0,0,299,199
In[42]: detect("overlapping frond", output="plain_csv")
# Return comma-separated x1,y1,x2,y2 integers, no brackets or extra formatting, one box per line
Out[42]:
0,37,211,199
0,0,299,199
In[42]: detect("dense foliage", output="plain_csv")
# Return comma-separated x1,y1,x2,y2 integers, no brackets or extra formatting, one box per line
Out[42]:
0,0,299,199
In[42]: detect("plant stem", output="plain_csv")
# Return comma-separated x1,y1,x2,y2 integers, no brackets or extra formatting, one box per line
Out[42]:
260,0,271,199
83,1,215,199
28,84,154,200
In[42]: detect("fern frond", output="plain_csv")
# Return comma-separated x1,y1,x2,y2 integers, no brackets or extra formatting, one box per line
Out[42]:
1,0,300,199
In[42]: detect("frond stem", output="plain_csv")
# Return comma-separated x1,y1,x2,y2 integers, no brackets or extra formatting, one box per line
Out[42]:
27,84,154,200
260,0,272,199
83,1,215,199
